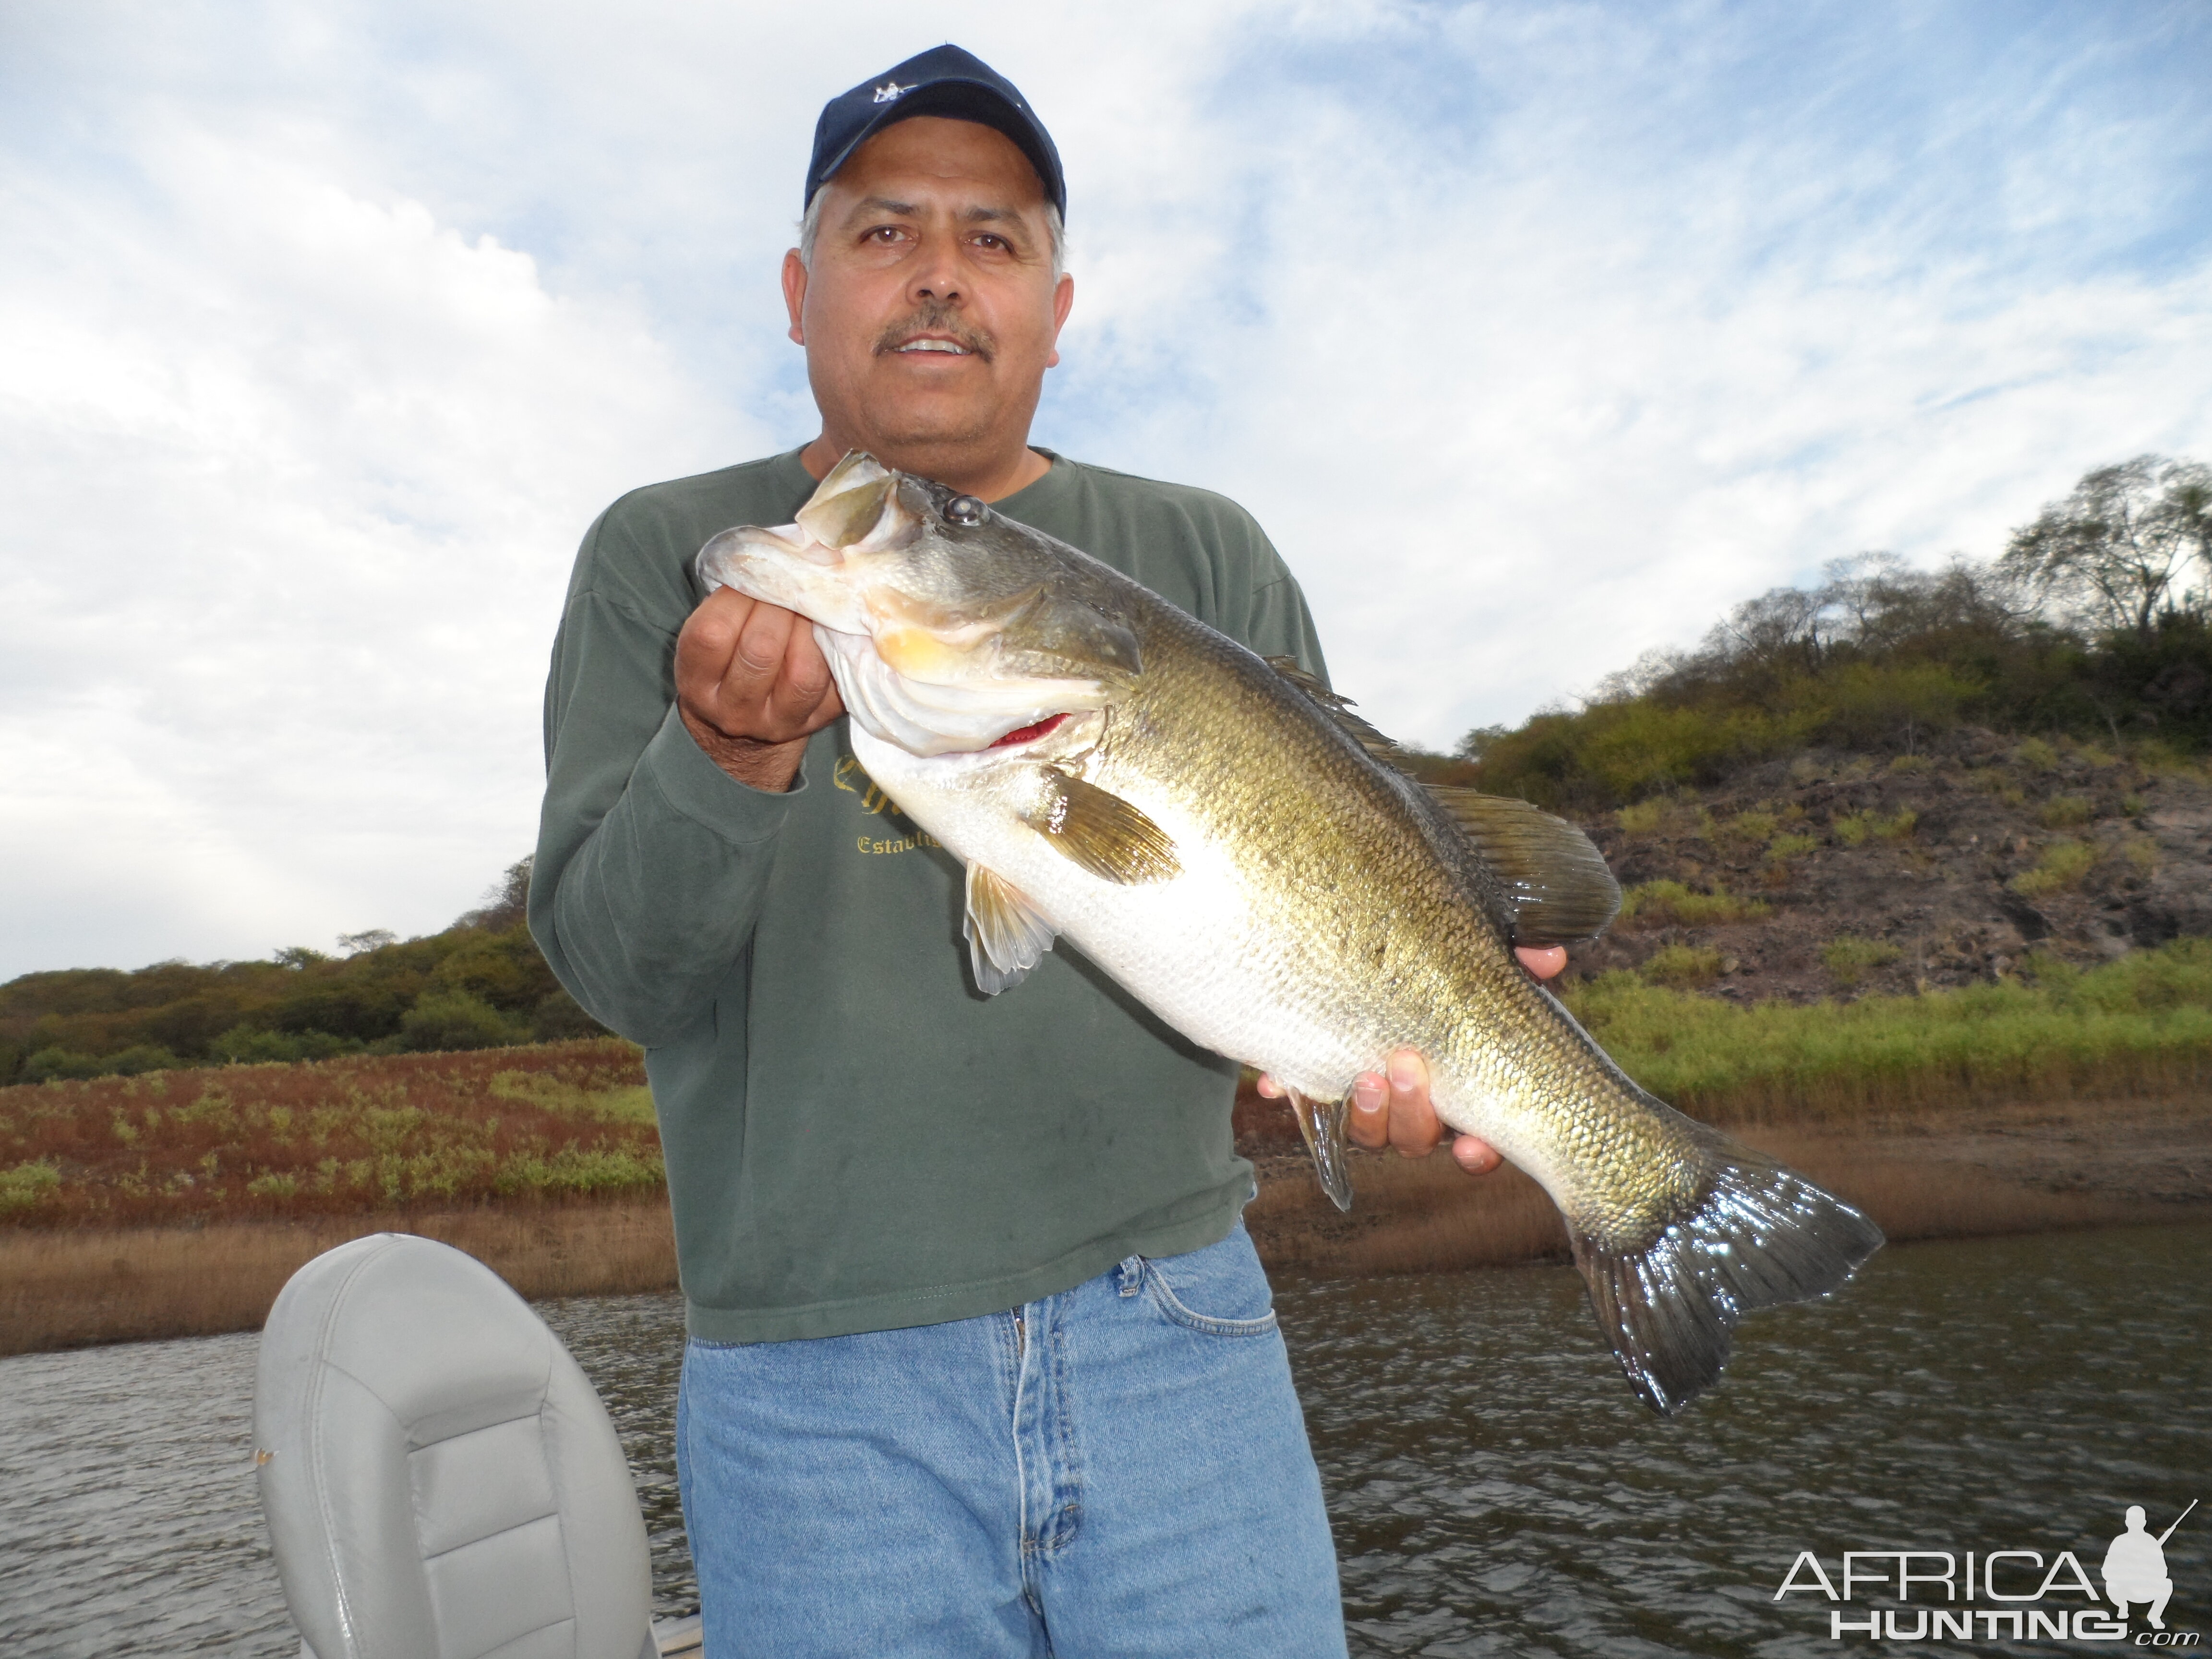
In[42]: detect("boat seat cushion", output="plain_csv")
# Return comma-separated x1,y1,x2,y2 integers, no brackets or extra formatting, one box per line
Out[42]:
254,1232,655,1659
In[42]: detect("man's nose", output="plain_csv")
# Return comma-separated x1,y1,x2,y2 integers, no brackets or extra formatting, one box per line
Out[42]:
910,234,964,305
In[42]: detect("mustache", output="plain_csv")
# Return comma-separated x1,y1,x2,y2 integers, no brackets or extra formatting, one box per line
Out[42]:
874,301,995,362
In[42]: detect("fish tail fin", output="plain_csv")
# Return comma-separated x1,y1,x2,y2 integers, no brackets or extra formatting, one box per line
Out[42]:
1569,1130,1883,1416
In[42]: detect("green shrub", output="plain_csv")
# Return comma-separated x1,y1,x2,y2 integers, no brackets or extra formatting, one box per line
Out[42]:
212,1026,364,1065
2011,840,2098,896
2038,795,2095,828
1832,812,1875,847
1640,944,1724,988
1767,832,1819,859
2015,737,2059,771
0,1158,62,1212
1822,936,1902,987
23,1047,103,1082
398,992,517,1053
1618,880,1770,927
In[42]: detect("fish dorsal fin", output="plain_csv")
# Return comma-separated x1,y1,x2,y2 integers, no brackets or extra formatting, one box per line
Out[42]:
1263,656,1404,765
1285,1087,1354,1213
1262,657,1620,944
963,864,1058,995
1428,789,1622,944
1021,770,1181,884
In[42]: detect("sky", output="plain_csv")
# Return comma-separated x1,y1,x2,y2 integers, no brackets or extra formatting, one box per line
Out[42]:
2,0,2209,980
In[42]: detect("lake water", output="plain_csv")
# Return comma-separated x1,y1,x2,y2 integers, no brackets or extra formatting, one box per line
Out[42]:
2,1223,2206,1657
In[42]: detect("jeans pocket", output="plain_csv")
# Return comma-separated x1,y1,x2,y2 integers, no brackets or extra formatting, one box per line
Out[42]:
1142,1227,1279,1337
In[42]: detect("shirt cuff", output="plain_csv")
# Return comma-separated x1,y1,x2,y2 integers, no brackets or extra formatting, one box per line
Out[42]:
635,702,807,843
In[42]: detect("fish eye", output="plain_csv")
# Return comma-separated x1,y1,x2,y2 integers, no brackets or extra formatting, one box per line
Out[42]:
944,495,985,526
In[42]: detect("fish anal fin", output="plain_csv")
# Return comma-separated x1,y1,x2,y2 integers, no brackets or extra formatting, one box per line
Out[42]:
1285,1088,1355,1213
1022,770,1181,884
1569,1130,1883,1415
963,865,1058,995
1427,787,1622,944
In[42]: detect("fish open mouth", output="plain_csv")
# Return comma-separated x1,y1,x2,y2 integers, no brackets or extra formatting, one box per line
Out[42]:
989,713,1070,748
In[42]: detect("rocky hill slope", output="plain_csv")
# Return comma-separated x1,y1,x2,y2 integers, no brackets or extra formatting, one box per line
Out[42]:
1562,729,2212,1001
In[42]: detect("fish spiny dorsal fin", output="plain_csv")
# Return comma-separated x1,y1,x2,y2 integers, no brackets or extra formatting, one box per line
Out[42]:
1262,657,1621,944
1021,769,1182,884
1263,656,1405,766
1429,789,1622,945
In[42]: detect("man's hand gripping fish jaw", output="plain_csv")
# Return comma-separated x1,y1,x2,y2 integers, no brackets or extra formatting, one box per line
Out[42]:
696,450,1127,759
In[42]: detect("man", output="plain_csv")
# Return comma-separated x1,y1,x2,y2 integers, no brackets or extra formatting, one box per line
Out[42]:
531,45,1557,1657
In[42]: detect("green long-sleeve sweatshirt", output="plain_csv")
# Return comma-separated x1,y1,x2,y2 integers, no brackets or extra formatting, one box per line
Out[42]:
530,446,1327,1342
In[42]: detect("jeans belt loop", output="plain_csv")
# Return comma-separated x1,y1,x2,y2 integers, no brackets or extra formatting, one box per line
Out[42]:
1114,1255,1144,1297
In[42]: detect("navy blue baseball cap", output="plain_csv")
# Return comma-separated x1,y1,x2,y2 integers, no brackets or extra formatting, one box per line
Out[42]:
805,45,1066,221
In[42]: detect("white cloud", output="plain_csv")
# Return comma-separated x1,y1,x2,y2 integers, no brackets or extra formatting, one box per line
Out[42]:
2,0,2208,977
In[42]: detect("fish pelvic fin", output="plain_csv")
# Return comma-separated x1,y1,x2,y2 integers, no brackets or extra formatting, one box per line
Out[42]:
963,865,1058,995
1286,1088,1355,1212
1021,769,1181,884
1570,1130,1883,1416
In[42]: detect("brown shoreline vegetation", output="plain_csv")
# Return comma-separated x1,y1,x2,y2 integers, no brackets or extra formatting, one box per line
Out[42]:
2,1093,2206,1358
5,1000,2211,1355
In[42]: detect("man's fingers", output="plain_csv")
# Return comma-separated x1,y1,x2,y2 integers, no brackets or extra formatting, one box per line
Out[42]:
1450,1134,1503,1175
1348,1071,1387,1148
1383,1048,1443,1156
1515,944,1568,980
733,593,799,680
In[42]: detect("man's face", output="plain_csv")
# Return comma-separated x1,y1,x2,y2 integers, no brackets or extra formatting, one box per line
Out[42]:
785,116,1073,479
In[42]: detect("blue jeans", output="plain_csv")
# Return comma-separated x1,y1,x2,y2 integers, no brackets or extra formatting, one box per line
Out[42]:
677,1219,1346,1657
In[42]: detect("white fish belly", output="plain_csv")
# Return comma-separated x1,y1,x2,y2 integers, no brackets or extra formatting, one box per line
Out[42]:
852,734,1372,1095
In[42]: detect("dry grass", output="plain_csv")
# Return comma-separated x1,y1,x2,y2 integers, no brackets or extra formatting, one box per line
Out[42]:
1244,1097,2212,1280
0,1037,657,1227
0,1200,678,1357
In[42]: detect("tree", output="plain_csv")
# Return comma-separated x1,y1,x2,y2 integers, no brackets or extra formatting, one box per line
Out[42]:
2000,455,2212,637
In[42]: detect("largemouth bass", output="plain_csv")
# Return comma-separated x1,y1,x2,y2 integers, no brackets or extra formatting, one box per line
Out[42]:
697,452,1882,1414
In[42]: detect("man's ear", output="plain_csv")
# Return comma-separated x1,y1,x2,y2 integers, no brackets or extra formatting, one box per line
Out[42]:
782,249,809,345
1045,273,1074,368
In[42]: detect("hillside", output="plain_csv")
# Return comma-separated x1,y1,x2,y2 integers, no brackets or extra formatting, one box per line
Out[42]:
0,862,606,1085
1562,728,2212,1002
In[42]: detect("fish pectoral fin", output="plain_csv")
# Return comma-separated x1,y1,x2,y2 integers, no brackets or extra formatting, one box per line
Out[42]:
1425,787,1623,945
1021,769,1181,885
1285,1088,1355,1213
963,865,1058,995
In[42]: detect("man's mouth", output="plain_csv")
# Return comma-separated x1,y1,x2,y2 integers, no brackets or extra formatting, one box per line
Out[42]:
892,336,974,356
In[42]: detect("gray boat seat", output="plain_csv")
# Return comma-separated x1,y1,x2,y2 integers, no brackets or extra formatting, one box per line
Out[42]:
253,1232,657,1659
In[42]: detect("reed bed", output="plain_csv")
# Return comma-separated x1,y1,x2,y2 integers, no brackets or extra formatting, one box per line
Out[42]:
1247,1110,2204,1281
0,1038,657,1228
0,1202,678,1356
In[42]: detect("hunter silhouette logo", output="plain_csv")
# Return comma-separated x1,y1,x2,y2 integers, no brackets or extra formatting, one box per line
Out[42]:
2107,1501,2195,1633
1775,1498,2200,1644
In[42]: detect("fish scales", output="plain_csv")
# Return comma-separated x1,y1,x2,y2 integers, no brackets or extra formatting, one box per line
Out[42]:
698,452,1882,1413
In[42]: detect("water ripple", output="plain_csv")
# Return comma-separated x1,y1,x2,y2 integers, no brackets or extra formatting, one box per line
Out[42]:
1,1226,2204,1656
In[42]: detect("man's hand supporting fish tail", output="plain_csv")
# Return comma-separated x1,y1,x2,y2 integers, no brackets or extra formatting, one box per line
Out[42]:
1256,943,1566,1177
